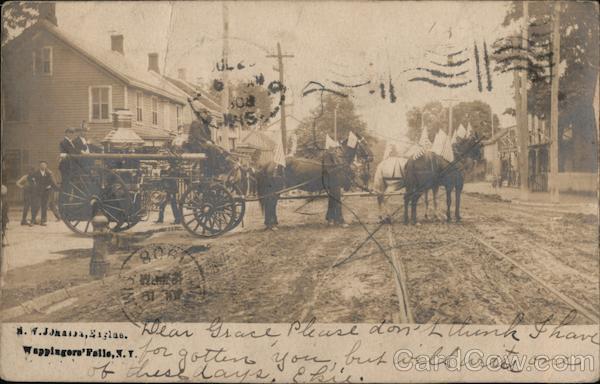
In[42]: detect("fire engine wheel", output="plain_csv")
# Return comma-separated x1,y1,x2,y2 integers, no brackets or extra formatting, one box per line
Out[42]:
179,183,238,238
59,168,131,236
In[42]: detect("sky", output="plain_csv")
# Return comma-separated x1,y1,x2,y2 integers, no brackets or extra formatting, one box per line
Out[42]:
56,1,519,142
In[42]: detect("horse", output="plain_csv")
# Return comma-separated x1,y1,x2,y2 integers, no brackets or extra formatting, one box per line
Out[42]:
403,134,482,224
255,137,373,230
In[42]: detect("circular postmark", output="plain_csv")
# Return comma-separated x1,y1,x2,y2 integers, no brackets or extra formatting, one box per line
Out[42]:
117,243,206,324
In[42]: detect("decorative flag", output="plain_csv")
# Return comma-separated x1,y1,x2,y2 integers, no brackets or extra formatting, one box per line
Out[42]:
466,122,473,137
273,135,286,167
406,144,425,160
432,130,454,162
455,123,467,139
418,125,432,149
382,141,392,159
325,134,339,149
347,131,359,149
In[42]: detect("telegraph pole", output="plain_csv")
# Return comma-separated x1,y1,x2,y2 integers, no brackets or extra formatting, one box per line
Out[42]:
221,3,230,148
333,103,338,141
518,1,530,200
549,2,561,202
267,42,294,153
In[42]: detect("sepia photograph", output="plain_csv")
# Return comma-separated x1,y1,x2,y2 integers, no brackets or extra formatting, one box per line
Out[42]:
0,1,598,382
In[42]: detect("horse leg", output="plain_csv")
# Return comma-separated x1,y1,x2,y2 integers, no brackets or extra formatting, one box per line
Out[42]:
432,185,439,220
264,196,273,229
410,194,418,225
455,179,463,222
424,189,429,220
377,194,391,224
328,187,345,226
326,190,334,225
264,196,278,230
273,196,279,228
445,185,453,223
403,191,410,225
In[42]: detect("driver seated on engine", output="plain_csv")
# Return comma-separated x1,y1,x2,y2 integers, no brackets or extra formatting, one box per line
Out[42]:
186,95,230,178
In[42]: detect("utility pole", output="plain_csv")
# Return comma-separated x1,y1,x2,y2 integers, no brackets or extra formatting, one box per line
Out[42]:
549,1,561,202
267,42,294,153
333,103,338,141
221,3,230,148
446,53,455,137
517,1,530,200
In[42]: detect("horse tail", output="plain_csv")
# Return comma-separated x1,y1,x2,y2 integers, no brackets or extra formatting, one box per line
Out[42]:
372,162,385,195
255,167,267,214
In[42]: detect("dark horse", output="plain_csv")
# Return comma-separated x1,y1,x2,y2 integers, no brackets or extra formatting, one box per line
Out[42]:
256,138,373,230
403,134,482,224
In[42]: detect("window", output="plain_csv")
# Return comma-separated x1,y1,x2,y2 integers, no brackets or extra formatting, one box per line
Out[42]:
89,86,112,121
151,97,158,126
3,149,29,182
32,51,37,75
163,101,170,130
136,92,143,121
42,47,52,74
176,105,182,132
228,137,236,150
33,47,53,75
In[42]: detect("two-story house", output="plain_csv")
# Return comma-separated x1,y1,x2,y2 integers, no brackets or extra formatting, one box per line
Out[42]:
1,16,189,196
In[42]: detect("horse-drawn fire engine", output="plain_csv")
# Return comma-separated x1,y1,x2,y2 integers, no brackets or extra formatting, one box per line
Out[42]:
58,151,246,238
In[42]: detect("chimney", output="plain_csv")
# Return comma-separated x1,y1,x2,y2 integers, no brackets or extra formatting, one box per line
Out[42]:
148,53,159,73
38,2,58,26
111,34,124,54
177,68,187,81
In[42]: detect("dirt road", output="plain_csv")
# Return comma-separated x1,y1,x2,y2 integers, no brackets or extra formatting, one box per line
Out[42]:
2,193,598,324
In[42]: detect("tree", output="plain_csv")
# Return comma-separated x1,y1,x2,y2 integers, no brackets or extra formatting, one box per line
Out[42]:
1,2,41,46
295,93,371,159
502,1,598,171
406,100,499,142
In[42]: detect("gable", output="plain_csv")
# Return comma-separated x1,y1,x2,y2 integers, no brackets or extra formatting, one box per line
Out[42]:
3,20,186,105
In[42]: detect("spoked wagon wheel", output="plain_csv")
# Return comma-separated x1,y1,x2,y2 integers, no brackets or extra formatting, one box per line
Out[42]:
180,183,238,238
114,190,147,232
59,168,131,236
225,184,246,231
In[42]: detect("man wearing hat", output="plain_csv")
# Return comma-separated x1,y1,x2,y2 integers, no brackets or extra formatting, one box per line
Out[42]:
31,161,58,226
74,127,90,153
186,96,229,178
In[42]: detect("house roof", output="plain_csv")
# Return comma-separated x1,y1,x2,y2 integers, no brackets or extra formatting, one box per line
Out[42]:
133,126,176,141
6,20,188,104
239,130,277,151
163,76,224,120
102,128,145,145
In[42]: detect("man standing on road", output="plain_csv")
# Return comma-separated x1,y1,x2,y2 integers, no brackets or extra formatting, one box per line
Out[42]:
31,161,58,226
155,161,181,224
16,167,38,226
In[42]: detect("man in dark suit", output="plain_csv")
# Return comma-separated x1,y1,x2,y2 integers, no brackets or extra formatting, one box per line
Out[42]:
74,128,90,153
155,161,181,224
59,128,80,203
32,161,58,226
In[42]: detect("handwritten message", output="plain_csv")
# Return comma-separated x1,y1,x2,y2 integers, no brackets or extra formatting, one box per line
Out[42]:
2,313,598,382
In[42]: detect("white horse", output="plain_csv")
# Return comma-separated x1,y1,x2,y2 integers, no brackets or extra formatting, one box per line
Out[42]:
372,148,440,223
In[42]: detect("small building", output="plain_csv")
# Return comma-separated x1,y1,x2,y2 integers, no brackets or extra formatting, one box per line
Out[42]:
1,14,189,195
482,125,519,187
237,130,278,166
